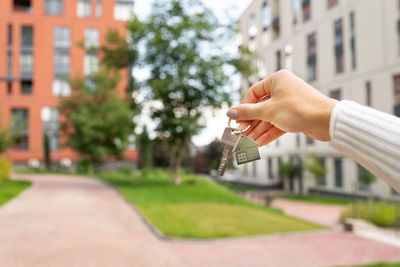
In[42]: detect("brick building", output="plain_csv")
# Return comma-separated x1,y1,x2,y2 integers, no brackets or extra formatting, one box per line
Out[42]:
0,0,137,167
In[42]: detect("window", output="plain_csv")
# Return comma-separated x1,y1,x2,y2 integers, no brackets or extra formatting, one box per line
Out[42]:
358,164,372,190
307,32,317,81
77,0,91,17
53,27,71,96
262,2,270,30
114,0,133,21
268,158,273,179
7,52,13,77
366,81,372,106
394,75,400,117
20,53,33,76
13,0,31,12
284,44,293,70
45,0,63,15
52,79,71,96
84,54,99,76
329,89,341,100
42,107,59,151
350,12,356,69
54,27,70,48
8,25,13,47
7,83,12,95
243,164,248,176
302,0,311,22
21,26,33,47
21,80,32,94
249,15,257,40
11,109,29,150
334,19,344,74
306,136,314,145
96,0,102,17
7,25,13,77
334,158,343,187
84,28,99,76
296,133,300,147
275,50,281,71
292,0,299,25
85,28,99,48
54,53,70,75
316,158,326,186
327,0,338,9
252,161,257,177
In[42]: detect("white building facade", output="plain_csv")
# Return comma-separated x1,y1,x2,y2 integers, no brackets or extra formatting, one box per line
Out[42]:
238,0,400,199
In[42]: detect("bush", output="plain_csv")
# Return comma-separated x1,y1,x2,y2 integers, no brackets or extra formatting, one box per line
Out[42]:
341,201,400,228
0,158,12,184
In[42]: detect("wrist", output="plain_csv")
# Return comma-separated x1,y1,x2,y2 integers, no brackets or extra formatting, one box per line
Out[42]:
312,97,339,141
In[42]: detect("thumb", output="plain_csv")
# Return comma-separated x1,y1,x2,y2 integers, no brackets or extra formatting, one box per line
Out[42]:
226,102,268,121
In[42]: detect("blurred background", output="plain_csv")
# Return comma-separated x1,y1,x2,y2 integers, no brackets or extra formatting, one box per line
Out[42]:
0,0,400,267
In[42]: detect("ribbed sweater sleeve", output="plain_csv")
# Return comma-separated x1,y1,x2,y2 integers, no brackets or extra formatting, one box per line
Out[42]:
329,100,400,192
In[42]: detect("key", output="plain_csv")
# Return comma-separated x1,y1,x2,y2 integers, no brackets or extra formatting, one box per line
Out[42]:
217,127,239,176
233,135,260,165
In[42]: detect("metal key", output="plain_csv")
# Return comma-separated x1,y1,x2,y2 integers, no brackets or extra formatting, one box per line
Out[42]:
217,127,239,176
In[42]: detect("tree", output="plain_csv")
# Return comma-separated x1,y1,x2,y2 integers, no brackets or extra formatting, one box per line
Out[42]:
305,154,327,186
59,70,135,171
279,159,298,192
137,126,153,169
111,0,254,184
0,119,15,154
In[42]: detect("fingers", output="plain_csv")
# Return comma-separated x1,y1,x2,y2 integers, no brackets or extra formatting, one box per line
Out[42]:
246,121,273,140
255,126,286,147
226,102,268,121
241,79,272,104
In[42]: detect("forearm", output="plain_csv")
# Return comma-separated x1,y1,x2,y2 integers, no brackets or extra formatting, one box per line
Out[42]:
329,100,400,192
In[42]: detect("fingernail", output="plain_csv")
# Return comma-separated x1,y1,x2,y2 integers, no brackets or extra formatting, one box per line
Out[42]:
227,109,238,119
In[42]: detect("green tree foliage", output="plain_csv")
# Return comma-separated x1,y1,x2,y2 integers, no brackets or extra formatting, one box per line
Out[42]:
137,126,153,169
305,155,327,184
59,71,134,171
205,139,233,173
103,0,254,184
0,118,16,154
278,160,298,180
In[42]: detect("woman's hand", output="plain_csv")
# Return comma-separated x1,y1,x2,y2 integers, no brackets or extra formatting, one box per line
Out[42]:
227,70,338,147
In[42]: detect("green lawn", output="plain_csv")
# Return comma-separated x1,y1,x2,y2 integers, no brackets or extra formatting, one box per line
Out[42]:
278,194,352,205
349,263,400,267
98,170,324,238
0,180,31,206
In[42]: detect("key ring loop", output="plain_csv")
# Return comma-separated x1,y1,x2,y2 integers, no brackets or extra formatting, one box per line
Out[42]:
228,119,251,134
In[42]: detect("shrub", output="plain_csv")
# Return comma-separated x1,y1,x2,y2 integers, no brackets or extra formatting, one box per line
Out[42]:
341,201,400,228
0,158,12,184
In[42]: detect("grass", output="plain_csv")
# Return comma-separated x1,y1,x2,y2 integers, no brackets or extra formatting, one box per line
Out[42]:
341,201,400,228
278,194,352,205
97,169,324,238
349,263,400,267
0,180,31,206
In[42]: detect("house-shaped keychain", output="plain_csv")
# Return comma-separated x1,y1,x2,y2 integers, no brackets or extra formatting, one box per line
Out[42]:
233,135,260,165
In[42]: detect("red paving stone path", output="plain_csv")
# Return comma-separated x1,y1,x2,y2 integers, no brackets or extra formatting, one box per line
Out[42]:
271,198,346,228
0,174,182,267
1,174,400,267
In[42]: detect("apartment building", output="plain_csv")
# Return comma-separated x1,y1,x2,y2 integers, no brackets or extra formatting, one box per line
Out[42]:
0,0,135,166
238,0,400,199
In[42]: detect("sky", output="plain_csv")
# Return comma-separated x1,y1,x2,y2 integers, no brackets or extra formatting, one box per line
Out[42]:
133,0,253,147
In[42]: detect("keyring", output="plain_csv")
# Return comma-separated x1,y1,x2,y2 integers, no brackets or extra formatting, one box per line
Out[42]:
228,119,252,134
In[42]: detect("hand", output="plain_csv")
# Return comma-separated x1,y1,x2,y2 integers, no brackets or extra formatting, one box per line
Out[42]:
227,70,338,147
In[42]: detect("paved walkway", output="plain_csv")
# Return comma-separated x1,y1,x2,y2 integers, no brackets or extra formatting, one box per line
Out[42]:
271,198,346,228
1,174,400,267
0,174,181,267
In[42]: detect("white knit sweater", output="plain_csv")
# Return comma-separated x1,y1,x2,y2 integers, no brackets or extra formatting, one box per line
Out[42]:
330,100,400,193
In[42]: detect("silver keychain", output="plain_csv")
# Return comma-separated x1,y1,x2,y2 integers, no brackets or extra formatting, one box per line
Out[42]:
217,119,260,176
